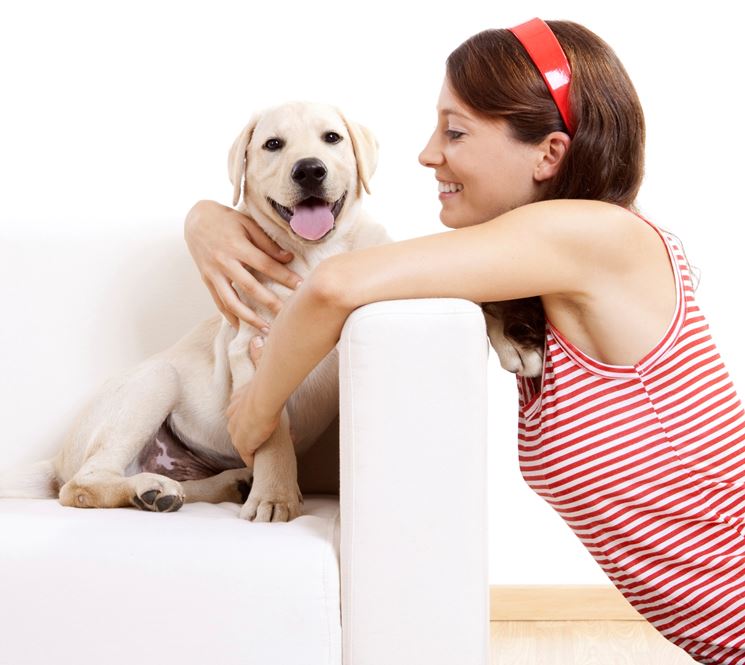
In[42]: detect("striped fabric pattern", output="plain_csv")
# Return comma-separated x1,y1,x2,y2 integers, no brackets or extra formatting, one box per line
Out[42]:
517,212,745,664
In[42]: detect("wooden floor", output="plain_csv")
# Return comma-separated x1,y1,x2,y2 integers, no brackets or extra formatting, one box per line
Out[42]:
490,621,699,664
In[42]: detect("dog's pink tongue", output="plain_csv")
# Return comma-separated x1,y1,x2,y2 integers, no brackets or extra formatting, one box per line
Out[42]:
290,201,334,240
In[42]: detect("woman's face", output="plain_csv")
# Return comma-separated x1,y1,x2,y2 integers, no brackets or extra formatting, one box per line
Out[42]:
418,76,565,229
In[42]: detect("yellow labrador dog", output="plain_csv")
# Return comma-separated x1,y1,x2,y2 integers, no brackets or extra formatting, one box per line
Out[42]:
0,101,541,522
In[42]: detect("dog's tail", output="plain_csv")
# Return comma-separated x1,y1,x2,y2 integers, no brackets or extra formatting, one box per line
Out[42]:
0,459,59,499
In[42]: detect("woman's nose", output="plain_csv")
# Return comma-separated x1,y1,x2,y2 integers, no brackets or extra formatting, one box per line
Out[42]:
418,133,443,168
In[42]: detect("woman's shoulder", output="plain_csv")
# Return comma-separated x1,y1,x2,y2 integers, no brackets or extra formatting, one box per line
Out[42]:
515,198,636,226
526,197,632,222
519,198,649,256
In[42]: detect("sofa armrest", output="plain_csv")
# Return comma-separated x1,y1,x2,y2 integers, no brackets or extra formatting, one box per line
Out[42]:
338,298,490,665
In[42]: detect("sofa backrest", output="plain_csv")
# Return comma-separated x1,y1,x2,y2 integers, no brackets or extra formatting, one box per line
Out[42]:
0,224,339,495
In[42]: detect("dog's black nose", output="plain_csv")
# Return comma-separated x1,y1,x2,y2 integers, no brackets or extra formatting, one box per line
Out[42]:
291,158,327,185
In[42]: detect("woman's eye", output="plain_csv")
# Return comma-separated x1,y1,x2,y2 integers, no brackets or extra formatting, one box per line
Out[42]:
323,132,343,144
263,138,284,151
446,130,465,140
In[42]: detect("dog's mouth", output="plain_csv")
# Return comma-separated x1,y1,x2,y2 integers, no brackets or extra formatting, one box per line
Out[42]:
268,192,347,241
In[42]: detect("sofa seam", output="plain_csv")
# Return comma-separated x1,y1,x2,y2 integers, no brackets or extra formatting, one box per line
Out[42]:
324,503,341,665
340,316,356,661
347,307,483,323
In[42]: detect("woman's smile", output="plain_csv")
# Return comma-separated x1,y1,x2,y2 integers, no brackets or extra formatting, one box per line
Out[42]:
439,189,461,201
437,179,463,201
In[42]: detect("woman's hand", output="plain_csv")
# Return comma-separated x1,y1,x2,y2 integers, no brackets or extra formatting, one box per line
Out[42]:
184,200,304,330
226,335,281,464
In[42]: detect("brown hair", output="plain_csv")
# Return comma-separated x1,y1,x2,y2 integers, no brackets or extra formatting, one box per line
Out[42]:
446,20,645,208
445,21,695,353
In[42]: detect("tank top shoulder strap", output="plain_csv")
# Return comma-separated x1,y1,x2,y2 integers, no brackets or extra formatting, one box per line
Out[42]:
620,207,688,301
546,204,687,378
609,205,688,373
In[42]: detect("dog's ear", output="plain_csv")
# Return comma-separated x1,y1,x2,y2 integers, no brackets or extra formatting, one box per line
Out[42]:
228,113,261,208
337,111,378,196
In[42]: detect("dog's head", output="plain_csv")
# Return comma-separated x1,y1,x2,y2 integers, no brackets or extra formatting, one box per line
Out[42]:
227,101,378,243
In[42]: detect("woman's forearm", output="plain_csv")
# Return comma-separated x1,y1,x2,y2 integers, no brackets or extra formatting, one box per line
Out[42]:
248,267,353,419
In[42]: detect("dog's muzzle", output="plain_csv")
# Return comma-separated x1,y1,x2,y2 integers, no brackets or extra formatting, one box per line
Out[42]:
268,191,347,241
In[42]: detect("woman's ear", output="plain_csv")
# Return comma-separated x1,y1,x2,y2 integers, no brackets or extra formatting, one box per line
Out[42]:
534,131,571,182
337,109,379,196
228,112,261,207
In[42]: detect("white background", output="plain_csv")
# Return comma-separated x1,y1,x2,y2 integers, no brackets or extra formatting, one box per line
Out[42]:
1,0,742,584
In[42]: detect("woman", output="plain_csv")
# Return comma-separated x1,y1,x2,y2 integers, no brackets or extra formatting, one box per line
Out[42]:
185,19,745,664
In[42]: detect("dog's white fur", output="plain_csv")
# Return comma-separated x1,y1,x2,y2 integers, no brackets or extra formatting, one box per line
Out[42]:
0,101,541,522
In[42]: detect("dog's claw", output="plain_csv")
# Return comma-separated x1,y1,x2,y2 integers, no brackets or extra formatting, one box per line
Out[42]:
240,485,303,522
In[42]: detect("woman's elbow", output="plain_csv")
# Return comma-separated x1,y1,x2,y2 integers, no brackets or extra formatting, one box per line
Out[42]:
309,257,357,309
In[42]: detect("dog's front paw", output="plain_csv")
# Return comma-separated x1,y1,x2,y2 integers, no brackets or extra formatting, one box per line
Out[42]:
516,347,544,378
505,347,543,377
240,482,304,522
492,338,544,377
484,309,543,377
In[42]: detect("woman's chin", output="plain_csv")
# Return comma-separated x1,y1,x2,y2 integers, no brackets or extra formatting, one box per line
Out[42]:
439,209,483,229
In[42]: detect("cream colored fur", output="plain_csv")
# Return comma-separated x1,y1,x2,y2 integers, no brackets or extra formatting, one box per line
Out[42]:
0,101,540,522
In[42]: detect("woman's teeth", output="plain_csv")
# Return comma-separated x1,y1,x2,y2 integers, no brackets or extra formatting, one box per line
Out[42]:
438,181,463,193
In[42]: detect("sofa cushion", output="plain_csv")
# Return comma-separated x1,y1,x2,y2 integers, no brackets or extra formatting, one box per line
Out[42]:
0,496,341,665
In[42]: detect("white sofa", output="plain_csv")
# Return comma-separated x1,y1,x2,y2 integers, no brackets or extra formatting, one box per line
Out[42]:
0,297,490,665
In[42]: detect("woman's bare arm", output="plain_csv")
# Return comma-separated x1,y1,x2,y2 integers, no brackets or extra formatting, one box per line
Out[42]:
326,199,635,307
229,198,633,458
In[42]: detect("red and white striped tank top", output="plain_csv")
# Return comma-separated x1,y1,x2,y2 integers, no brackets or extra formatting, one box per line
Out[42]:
517,211,745,664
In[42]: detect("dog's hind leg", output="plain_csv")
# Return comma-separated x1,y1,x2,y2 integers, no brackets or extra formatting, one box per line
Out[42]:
57,357,185,512
59,469,185,512
181,467,255,504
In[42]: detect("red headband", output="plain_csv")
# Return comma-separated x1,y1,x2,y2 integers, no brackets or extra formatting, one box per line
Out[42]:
507,17,575,136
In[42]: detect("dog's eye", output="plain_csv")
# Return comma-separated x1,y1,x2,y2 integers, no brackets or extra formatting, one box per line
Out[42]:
263,138,284,151
323,132,343,144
